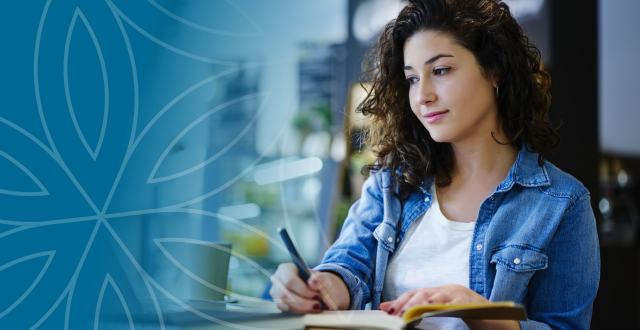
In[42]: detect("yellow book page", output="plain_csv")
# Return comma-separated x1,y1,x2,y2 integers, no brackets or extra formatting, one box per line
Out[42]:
402,301,517,321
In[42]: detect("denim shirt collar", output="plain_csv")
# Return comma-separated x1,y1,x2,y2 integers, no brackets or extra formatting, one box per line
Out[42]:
498,147,550,191
418,147,550,196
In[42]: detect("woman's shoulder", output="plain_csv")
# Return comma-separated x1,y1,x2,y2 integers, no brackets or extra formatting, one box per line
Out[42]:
538,160,591,207
366,166,396,191
515,148,590,208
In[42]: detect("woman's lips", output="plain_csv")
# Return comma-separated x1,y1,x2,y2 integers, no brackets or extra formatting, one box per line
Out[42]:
424,110,449,124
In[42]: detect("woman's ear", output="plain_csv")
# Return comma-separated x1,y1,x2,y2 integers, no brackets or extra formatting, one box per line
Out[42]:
487,70,498,88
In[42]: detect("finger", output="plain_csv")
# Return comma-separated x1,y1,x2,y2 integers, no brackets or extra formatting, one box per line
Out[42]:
386,290,418,315
284,297,325,314
397,291,432,316
269,275,295,304
425,291,452,305
269,279,296,304
307,272,325,292
308,273,337,310
275,298,324,314
275,302,291,313
272,289,324,314
269,278,302,304
272,263,319,300
308,272,337,296
379,301,393,312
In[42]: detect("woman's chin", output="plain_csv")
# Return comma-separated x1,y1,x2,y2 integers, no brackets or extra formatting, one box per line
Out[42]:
425,130,454,144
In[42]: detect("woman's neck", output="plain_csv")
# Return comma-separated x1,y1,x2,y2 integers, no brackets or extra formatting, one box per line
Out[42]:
449,132,519,185
434,131,519,223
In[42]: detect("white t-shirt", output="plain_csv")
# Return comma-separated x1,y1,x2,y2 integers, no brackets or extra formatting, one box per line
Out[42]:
382,182,475,330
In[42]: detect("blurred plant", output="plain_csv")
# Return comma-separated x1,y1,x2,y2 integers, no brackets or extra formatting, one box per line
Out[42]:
292,102,333,133
292,111,312,134
349,149,376,175
243,181,279,208
313,103,332,132
221,228,270,257
333,197,352,238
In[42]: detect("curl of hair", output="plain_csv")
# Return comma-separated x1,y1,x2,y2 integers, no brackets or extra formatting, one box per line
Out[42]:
358,0,558,200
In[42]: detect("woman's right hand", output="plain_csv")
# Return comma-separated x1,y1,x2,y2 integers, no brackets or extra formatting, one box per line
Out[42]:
269,263,350,313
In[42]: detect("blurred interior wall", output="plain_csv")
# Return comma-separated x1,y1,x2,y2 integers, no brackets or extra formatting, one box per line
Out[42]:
547,0,599,224
592,0,640,328
599,0,640,157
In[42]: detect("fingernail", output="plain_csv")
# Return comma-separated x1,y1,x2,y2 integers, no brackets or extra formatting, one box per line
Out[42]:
399,310,405,317
427,299,433,303
312,279,320,287
387,308,395,314
313,303,321,310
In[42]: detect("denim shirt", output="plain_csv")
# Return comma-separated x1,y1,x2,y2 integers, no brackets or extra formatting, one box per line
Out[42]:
314,148,600,330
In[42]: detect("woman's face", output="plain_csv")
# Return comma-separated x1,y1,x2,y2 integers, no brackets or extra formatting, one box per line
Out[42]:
403,30,498,144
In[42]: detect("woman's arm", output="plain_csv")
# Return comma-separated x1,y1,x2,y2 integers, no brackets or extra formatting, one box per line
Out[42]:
516,194,600,329
313,170,388,310
270,169,387,312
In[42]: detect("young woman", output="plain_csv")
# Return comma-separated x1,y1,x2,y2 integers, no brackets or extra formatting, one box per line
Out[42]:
269,0,599,329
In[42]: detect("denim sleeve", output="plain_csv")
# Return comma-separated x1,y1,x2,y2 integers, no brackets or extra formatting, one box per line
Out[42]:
519,194,600,330
313,171,385,310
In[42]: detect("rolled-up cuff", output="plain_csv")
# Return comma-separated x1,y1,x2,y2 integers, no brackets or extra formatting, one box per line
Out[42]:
314,263,363,310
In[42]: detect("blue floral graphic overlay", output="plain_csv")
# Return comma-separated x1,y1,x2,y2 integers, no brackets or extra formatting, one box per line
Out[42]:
0,0,349,328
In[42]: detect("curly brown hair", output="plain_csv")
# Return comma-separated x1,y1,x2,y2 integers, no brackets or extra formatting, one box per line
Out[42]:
358,0,559,200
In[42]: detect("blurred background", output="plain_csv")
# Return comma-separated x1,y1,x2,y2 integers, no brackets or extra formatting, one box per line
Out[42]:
135,0,640,327
1,0,639,328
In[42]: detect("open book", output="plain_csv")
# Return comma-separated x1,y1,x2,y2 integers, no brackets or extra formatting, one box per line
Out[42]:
302,301,526,330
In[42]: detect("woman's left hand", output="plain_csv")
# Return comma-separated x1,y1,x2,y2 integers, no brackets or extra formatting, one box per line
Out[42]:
379,284,489,316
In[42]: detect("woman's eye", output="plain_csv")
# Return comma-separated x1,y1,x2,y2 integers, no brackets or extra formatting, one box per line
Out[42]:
405,77,418,85
433,67,451,76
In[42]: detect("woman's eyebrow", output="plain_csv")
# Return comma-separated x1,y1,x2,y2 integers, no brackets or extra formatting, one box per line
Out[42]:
403,54,454,70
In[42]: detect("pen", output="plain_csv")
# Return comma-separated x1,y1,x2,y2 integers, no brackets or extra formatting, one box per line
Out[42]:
277,227,327,310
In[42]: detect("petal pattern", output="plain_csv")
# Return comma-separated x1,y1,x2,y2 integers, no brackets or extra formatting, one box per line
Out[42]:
0,150,49,196
148,92,271,184
0,251,55,319
64,8,109,162
95,274,134,330
1,1,334,329
154,237,277,303
147,0,264,37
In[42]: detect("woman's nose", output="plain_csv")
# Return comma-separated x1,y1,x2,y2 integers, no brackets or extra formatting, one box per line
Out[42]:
416,81,436,105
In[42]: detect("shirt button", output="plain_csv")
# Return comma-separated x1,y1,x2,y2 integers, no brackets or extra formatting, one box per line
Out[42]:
396,237,400,243
513,258,521,265
490,196,495,201
387,237,393,243
424,196,430,202
476,244,483,251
